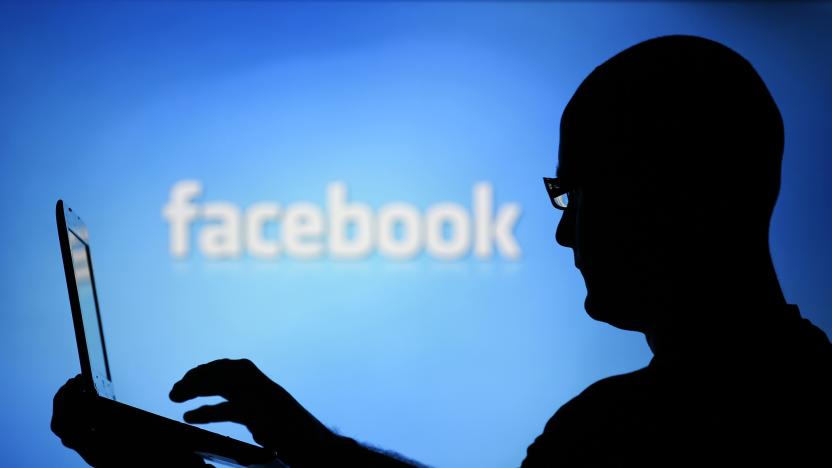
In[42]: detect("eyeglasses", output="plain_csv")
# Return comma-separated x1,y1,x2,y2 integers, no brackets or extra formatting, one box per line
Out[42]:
543,177,569,210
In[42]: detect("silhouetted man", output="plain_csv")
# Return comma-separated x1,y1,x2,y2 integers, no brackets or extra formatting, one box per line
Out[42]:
53,35,831,466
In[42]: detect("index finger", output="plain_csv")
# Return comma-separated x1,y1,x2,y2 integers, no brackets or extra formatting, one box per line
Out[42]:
169,358,265,403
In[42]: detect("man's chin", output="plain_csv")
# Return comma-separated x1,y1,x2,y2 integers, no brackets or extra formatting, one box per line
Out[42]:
584,294,649,332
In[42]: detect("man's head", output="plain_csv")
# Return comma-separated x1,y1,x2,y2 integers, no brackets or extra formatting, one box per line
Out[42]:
555,35,784,333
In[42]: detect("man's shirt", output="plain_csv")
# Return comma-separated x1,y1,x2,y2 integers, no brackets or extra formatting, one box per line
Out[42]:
521,305,832,466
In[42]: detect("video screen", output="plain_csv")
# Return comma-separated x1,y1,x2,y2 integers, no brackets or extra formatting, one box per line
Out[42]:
1,2,830,467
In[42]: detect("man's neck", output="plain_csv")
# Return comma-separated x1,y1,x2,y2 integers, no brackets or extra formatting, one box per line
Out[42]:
644,289,793,363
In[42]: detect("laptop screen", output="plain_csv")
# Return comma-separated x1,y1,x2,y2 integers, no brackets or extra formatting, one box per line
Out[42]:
68,227,115,400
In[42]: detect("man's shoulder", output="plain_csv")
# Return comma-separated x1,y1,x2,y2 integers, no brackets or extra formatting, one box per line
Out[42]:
548,366,653,428
520,367,655,467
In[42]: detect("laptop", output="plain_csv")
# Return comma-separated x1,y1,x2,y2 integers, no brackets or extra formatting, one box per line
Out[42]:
56,200,282,467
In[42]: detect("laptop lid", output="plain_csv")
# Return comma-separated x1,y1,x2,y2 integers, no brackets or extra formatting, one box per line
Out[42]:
57,200,116,400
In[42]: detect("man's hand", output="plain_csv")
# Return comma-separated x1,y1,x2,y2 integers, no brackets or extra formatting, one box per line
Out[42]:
52,374,210,467
170,358,339,467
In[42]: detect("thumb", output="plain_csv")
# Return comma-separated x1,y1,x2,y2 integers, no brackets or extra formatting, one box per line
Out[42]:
183,401,245,425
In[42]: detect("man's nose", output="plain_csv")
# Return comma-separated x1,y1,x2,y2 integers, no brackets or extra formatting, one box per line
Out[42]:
556,205,575,248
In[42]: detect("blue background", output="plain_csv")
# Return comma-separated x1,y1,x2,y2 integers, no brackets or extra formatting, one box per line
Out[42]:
1,1,830,467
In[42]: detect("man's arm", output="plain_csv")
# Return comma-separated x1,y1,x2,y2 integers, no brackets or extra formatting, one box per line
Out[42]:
329,435,427,467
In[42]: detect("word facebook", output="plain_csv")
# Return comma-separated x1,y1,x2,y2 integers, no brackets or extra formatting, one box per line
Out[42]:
163,180,521,260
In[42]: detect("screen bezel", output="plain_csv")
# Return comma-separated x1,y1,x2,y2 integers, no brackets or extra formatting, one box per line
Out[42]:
56,200,115,400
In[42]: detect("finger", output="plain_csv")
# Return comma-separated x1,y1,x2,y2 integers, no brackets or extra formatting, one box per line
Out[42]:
183,401,246,425
52,375,91,439
54,374,84,404
170,359,265,403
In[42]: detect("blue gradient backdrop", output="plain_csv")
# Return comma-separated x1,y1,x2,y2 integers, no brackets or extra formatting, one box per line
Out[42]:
1,2,830,467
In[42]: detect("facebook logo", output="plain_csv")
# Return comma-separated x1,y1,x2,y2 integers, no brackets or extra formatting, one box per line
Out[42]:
162,180,522,261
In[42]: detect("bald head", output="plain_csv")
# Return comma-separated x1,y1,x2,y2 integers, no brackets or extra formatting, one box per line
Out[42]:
559,35,783,228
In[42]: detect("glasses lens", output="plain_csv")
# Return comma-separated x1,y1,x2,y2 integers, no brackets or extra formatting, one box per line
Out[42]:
553,192,568,209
